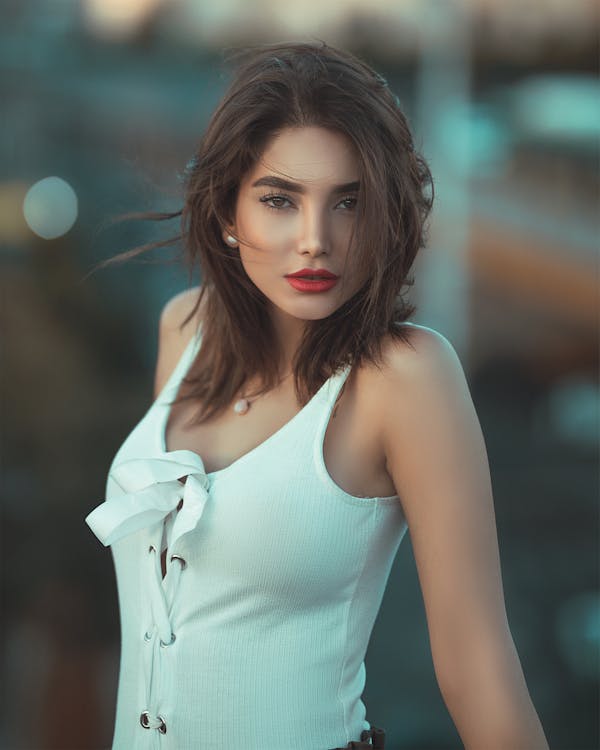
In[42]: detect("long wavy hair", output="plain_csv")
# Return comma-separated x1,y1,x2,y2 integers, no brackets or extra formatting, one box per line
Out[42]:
97,41,434,422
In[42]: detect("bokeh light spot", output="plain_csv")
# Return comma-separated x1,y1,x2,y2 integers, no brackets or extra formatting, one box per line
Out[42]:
23,176,78,240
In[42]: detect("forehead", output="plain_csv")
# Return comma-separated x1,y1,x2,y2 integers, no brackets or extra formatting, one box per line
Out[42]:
244,126,359,186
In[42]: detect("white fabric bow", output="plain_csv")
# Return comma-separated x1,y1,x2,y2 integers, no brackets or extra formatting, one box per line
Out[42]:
86,449,210,548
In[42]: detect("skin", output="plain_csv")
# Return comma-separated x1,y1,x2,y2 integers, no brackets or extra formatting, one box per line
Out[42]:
156,126,550,750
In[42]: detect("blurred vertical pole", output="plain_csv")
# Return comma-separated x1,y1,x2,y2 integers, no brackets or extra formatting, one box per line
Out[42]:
414,0,472,364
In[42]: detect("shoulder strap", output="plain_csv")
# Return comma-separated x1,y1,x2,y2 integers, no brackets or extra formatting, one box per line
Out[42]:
315,362,352,439
156,322,203,402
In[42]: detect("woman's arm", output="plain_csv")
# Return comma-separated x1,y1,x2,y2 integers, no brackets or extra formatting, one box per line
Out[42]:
378,326,549,750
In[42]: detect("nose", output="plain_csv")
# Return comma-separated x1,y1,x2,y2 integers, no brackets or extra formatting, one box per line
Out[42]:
297,205,329,257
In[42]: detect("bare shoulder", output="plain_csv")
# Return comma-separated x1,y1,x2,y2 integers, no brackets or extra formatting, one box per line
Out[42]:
358,322,464,396
159,285,205,333
153,285,205,399
367,323,470,410
364,322,476,470
345,323,466,466
380,322,462,375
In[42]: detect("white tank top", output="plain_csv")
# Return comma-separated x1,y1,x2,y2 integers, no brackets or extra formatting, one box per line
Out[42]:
86,323,408,750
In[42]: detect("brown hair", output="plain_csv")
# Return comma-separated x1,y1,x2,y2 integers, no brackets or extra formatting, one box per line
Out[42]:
96,40,434,422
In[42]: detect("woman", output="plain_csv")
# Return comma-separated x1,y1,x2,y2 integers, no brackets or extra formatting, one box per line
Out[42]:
86,42,549,750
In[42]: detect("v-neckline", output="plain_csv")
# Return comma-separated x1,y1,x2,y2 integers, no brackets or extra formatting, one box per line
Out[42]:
157,336,345,478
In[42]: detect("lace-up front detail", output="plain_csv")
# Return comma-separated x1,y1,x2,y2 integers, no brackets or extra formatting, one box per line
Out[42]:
86,449,210,743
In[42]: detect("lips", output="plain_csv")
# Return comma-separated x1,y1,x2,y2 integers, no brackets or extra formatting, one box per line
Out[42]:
284,267,340,293
285,268,338,279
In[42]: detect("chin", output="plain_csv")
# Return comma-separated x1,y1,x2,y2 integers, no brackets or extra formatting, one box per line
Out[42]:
270,301,335,323
292,300,340,319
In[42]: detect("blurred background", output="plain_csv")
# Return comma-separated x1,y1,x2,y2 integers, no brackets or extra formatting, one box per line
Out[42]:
1,0,598,748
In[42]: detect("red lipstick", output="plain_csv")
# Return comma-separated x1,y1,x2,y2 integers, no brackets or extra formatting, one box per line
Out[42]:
284,268,339,293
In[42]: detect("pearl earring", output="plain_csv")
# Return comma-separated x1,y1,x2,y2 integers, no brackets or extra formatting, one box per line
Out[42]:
225,235,237,246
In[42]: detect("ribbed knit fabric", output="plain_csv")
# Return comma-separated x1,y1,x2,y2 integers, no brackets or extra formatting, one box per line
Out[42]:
86,324,408,750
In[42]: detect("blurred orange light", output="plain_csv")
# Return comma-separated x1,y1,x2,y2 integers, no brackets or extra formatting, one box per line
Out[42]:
0,181,30,245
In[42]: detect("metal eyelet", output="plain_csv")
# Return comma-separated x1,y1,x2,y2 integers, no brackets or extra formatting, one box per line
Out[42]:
160,633,176,647
148,545,156,554
170,554,187,569
140,711,167,733
143,630,153,642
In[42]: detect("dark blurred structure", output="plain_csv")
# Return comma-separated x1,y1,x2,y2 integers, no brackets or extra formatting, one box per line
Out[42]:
1,1,598,748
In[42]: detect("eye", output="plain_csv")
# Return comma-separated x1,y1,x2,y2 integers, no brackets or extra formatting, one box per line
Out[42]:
336,196,358,211
259,193,294,210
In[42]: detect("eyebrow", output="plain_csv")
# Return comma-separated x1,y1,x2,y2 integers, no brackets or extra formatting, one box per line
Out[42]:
251,176,360,195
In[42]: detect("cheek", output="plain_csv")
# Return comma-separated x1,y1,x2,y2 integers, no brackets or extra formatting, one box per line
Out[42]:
237,201,300,250
335,222,354,250
237,239,279,284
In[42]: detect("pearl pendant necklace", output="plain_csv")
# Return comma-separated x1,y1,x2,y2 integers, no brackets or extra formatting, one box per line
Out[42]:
233,371,293,416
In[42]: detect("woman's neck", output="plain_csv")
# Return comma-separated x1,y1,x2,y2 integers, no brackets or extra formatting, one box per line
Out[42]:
269,306,307,376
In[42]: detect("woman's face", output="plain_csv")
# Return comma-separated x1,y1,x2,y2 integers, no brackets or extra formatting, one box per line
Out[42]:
226,126,364,326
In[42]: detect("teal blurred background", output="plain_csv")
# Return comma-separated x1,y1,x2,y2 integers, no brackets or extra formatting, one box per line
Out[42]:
1,1,598,748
